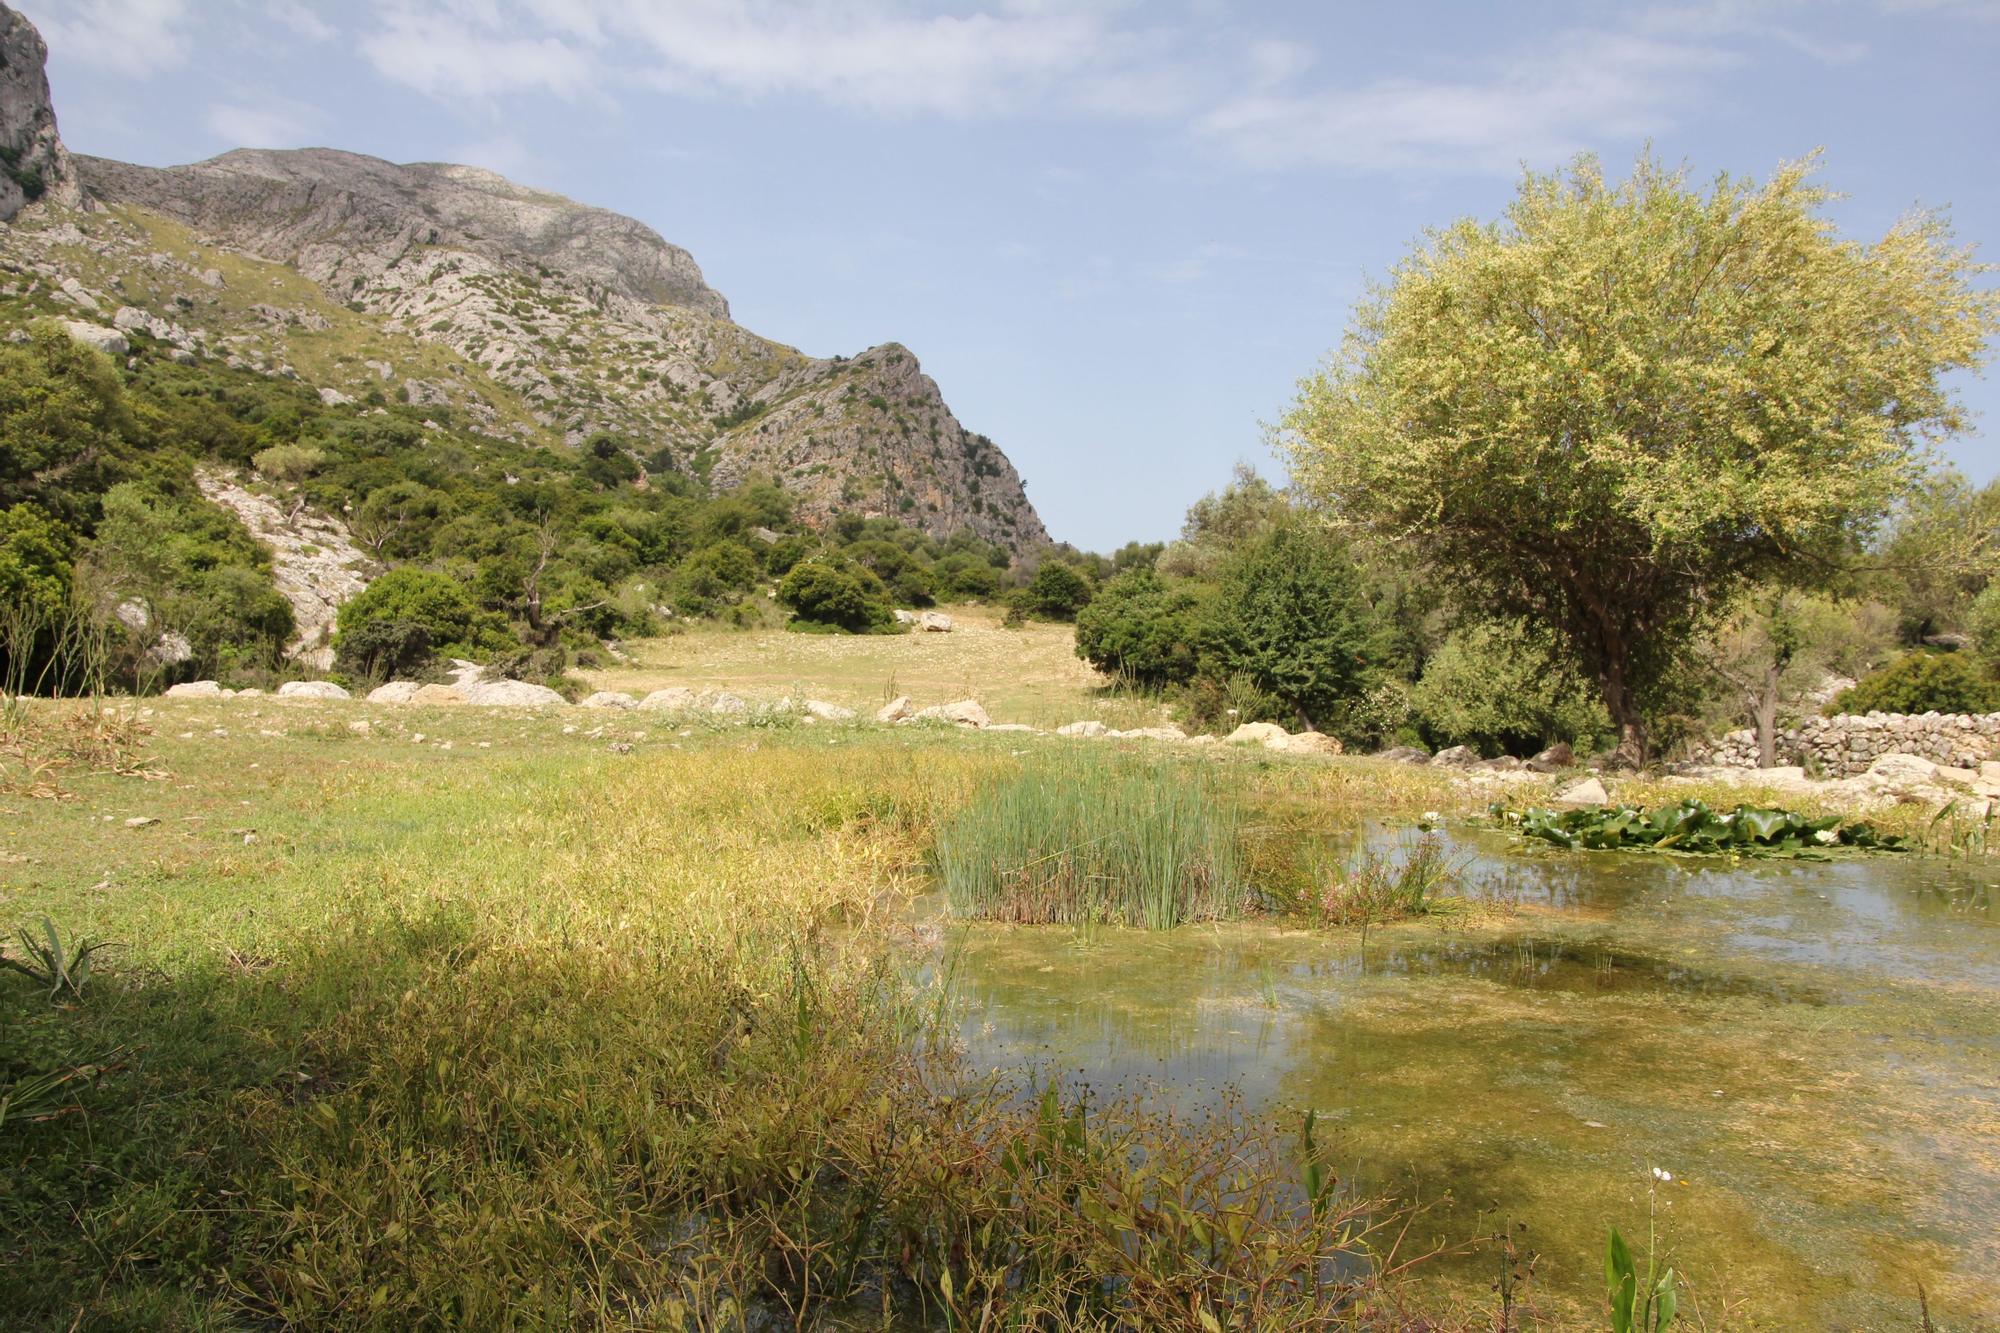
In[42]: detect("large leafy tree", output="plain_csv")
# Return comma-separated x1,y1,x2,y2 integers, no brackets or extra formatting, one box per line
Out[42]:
1211,520,1379,731
1283,153,1998,764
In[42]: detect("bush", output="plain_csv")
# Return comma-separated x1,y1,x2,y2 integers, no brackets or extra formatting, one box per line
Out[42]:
1073,571,1211,689
334,567,512,679
1207,522,1379,731
251,443,325,485
1022,560,1094,621
777,556,898,634
1972,583,2000,677
1828,650,2000,716
334,619,434,682
1410,621,1609,756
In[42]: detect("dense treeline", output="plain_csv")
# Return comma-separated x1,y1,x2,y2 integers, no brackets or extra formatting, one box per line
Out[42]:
1074,464,2000,760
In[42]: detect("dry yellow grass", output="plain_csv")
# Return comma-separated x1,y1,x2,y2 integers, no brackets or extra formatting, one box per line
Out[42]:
579,606,1170,730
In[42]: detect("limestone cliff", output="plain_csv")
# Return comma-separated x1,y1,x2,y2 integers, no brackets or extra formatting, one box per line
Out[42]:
0,3,81,220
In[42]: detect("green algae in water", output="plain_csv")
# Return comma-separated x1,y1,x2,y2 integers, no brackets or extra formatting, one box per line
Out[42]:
939,833,2000,1328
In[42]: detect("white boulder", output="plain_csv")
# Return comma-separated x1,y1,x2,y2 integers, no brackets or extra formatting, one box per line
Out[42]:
804,699,855,721
277,680,350,701
580,691,639,710
164,680,223,699
1552,776,1611,808
914,699,989,728
367,681,422,704
875,695,915,723
459,679,565,707
1224,722,1290,749
637,687,698,712
1057,720,1109,738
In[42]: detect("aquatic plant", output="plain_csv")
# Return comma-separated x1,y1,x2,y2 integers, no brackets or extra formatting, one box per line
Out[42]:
1311,831,1460,925
933,751,1251,928
1493,799,1905,857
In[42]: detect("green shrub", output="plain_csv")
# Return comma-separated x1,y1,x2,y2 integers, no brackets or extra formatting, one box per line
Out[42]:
1022,560,1094,621
1072,570,1211,688
933,752,1250,928
777,556,898,634
251,443,325,485
334,567,513,679
1207,522,1379,731
1410,621,1609,756
1972,583,2000,677
1828,650,2000,715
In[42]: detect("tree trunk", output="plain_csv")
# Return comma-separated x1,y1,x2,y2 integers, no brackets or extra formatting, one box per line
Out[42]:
1753,659,1782,768
1600,657,1647,770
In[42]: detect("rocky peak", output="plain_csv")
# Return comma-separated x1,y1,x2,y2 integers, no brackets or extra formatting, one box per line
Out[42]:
0,2,82,221
77,146,728,318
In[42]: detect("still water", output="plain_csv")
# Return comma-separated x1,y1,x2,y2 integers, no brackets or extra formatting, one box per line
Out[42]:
942,828,1999,1328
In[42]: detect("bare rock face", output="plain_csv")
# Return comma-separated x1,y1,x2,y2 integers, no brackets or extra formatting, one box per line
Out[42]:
77,148,728,318
0,4,82,221
197,471,375,669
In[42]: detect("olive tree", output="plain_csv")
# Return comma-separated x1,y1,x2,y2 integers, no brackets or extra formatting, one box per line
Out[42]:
1283,153,1997,764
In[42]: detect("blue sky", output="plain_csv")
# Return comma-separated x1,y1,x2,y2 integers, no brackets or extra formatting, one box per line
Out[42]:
23,0,2000,549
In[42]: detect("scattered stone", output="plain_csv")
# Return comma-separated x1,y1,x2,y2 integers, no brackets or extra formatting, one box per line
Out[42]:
458,679,565,707
804,699,855,721
987,723,1038,733
346,719,371,735
59,319,128,356
1525,743,1574,773
124,816,158,828
1057,720,1108,738
164,680,224,699
580,690,639,710
366,681,421,704
277,680,350,701
1431,745,1480,767
914,699,990,728
1377,745,1430,764
875,695,915,724
637,687,697,712
1276,730,1341,755
917,611,954,632
1478,755,1525,772
408,683,465,706
705,692,748,715
1112,726,1188,742
1224,722,1290,748
1552,776,1611,808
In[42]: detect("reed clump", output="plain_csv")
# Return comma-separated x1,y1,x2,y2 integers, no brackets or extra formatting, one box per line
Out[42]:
933,751,1252,928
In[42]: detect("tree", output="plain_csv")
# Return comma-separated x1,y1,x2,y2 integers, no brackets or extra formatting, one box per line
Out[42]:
1209,521,1379,731
1973,583,2000,677
334,567,511,678
1410,620,1608,757
1022,561,1094,621
1830,650,2000,716
0,324,132,526
1073,570,1212,688
777,556,897,634
1704,589,1895,766
1283,153,1999,765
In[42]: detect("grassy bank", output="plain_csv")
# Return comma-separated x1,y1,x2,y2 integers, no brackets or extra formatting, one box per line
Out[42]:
3,699,1497,1330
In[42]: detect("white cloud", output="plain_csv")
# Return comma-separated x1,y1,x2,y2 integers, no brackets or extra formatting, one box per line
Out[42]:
1197,29,1739,174
204,97,319,148
360,3,597,102
265,0,337,43
32,0,190,76
359,0,1193,118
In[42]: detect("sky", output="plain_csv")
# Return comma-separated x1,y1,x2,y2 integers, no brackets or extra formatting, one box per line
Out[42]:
21,0,2000,550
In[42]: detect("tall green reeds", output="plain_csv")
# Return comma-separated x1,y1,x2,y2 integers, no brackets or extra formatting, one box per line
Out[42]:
933,751,1250,928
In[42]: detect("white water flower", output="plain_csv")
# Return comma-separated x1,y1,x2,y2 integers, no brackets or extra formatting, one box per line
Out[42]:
1421,811,1441,825
1651,1167,1673,1183
1814,829,1838,845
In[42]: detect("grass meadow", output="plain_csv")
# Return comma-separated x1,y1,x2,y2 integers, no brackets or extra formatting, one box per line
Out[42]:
2,695,1495,1330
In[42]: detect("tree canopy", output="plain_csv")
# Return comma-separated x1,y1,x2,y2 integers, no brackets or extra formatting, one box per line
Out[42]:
1282,152,1999,763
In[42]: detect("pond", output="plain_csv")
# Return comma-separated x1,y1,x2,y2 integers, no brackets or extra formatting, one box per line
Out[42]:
936,826,2000,1328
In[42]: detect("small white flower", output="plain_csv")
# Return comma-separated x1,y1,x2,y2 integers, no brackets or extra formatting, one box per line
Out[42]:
1814,829,1837,845
1651,1167,1673,1183
1421,811,1441,825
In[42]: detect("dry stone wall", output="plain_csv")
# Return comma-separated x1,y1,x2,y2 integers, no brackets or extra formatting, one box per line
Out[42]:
1694,712,2000,776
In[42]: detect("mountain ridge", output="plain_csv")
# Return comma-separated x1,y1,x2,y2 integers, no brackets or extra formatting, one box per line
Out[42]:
1,2,1048,553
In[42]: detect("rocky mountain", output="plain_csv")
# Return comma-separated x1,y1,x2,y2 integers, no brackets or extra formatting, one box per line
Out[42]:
0,4,1047,553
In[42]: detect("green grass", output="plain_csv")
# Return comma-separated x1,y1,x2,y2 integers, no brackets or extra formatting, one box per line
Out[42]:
0,699,1478,1330
933,749,1251,928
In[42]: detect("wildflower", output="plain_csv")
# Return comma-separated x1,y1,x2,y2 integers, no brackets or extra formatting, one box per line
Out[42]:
1814,828,1838,845
1651,1167,1673,1183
